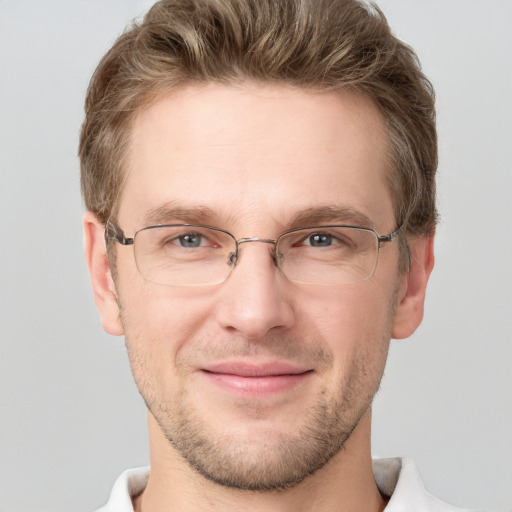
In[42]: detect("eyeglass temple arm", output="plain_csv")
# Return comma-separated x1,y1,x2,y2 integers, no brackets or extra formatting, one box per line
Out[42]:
378,225,403,244
105,222,134,246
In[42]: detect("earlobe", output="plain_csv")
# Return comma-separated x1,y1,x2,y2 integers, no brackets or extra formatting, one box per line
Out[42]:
391,235,435,340
83,211,124,336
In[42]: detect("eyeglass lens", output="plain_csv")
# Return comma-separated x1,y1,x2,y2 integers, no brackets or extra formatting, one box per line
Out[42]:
132,225,380,286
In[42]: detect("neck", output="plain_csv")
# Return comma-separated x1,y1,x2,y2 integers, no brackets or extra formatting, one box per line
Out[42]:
134,410,387,512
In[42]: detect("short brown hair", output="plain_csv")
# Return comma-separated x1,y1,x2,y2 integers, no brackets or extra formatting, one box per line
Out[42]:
79,0,437,240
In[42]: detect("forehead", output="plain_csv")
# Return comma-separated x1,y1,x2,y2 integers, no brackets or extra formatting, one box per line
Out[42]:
119,82,394,233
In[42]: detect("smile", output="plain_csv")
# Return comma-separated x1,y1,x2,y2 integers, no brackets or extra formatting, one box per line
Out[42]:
200,362,314,396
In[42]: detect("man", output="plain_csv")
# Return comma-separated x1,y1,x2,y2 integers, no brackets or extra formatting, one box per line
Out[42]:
79,0,469,510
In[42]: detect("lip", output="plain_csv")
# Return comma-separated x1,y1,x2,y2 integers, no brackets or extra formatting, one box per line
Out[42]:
200,361,313,396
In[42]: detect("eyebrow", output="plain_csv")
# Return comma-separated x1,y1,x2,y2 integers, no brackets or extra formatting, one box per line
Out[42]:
287,206,374,229
142,203,374,230
142,203,216,226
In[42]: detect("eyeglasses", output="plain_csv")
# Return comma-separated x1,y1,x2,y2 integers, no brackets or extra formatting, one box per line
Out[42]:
105,222,401,287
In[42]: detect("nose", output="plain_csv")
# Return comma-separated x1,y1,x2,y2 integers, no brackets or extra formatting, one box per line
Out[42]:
215,242,295,339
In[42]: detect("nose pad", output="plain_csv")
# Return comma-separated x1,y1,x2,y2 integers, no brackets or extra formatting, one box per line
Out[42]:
274,250,284,268
228,251,237,266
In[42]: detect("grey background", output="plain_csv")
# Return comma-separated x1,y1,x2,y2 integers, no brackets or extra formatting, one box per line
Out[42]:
0,1,511,511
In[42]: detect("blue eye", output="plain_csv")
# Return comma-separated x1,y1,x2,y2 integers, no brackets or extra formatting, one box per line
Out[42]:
177,233,203,248
307,233,333,247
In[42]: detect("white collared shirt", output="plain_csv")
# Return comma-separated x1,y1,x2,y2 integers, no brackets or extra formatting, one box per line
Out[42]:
95,458,478,511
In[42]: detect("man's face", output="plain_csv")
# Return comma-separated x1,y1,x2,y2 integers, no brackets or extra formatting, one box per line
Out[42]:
87,83,429,491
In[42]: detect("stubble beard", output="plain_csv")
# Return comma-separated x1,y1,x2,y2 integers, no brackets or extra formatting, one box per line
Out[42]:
123,328,391,493
156,364,377,492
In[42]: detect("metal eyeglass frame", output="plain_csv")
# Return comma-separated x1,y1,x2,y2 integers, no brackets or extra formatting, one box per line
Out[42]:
105,221,403,284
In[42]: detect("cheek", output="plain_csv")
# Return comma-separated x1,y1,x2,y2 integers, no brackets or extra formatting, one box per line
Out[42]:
118,279,216,376
118,259,213,333
304,283,394,336
301,283,395,370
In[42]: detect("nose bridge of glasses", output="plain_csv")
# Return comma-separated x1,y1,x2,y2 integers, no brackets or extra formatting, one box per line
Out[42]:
237,237,277,245
229,237,278,266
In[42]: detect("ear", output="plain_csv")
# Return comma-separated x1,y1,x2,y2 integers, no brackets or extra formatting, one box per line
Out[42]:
391,234,435,339
83,211,124,336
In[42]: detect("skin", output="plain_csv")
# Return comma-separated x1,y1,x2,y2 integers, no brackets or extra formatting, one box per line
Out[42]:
84,82,434,512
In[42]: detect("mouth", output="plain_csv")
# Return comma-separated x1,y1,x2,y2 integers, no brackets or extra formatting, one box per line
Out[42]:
200,362,314,396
